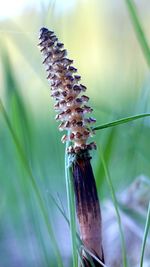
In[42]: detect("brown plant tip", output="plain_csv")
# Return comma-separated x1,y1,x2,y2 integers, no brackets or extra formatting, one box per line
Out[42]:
39,27,96,153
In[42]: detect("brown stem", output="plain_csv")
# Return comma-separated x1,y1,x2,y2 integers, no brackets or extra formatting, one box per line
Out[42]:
72,151,104,266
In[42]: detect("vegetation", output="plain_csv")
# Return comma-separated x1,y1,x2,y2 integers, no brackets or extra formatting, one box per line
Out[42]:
0,1,149,266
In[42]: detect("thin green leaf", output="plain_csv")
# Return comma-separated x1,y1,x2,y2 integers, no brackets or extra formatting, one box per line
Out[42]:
50,194,82,245
93,113,150,131
82,246,109,267
50,194,110,267
140,202,150,267
98,146,128,267
96,128,115,193
65,139,78,267
125,0,150,67
0,98,63,267
50,194,70,226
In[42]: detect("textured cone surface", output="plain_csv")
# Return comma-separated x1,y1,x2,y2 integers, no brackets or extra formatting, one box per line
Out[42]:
39,27,96,153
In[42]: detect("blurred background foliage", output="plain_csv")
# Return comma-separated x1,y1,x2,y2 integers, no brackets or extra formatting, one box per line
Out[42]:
0,0,150,266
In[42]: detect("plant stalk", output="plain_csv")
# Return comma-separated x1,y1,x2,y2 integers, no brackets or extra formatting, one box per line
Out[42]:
72,151,104,267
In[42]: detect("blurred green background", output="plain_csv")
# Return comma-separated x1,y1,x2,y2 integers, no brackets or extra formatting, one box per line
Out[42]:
0,1,150,267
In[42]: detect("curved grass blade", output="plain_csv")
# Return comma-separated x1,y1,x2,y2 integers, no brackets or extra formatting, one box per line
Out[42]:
50,194,70,226
93,113,150,131
65,140,78,267
98,146,128,267
1,48,32,157
82,246,109,267
0,98,63,267
140,202,150,267
50,194,106,267
125,0,150,68
95,128,116,194
50,194,82,246
50,197,97,267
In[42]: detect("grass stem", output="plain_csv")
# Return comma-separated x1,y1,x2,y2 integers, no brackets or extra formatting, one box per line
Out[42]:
93,113,150,131
125,0,150,68
140,202,150,267
65,140,78,267
0,98,63,267
98,146,128,267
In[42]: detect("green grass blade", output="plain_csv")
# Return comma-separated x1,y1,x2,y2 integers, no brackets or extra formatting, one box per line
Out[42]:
49,196,85,267
125,0,150,67
95,128,115,193
93,113,150,131
140,202,150,267
50,194,70,226
1,48,32,155
98,146,128,267
50,194,107,267
50,194,83,245
65,141,78,267
0,98,63,267
82,246,109,267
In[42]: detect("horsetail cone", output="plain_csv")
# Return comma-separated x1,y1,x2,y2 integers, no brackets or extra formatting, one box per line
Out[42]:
39,27,104,266
38,27,96,153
